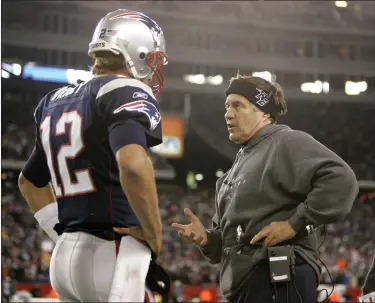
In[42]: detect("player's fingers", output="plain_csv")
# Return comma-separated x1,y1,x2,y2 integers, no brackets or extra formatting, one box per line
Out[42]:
113,227,133,234
184,208,198,223
113,227,144,239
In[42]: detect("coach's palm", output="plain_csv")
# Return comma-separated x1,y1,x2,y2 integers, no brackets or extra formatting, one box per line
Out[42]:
171,208,208,246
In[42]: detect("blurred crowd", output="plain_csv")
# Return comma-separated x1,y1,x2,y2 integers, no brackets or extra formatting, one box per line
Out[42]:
319,195,375,288
1,175,51,284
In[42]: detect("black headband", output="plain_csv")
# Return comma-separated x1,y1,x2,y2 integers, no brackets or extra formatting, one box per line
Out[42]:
225,79,278,119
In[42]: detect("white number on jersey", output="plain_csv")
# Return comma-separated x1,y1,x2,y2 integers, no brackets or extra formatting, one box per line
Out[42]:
40,111,96,197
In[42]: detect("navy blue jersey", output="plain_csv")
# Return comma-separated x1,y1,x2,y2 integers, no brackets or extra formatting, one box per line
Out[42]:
33,75,162,240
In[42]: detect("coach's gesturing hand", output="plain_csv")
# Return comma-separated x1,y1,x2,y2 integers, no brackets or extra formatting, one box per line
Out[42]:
250,221,296,247
171,208,208,246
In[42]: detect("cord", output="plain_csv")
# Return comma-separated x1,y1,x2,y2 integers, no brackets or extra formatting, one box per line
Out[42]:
317,255,334,303
316,225,335,303
290,252,303,303
273,284,278,303
317,225,326,250
293,279,303,303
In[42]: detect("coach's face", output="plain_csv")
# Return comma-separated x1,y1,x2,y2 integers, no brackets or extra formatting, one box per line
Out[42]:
225,94,265,144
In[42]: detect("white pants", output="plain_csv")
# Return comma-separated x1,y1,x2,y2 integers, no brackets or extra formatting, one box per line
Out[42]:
50,232,153,302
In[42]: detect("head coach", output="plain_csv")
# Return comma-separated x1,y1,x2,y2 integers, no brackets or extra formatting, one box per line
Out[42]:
172,74,359,303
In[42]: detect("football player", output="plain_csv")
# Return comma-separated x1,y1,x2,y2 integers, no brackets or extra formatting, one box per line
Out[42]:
19,9,169,302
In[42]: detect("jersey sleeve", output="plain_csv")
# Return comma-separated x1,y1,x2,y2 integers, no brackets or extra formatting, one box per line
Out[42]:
22,142,51,187
95,77,163,148
22,101,52,187
33,98,45,150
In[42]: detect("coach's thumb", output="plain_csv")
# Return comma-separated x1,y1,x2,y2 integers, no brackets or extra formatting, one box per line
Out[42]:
184,208,197,222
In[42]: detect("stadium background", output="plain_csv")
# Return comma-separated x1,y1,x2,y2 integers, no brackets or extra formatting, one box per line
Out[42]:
1,1,374,302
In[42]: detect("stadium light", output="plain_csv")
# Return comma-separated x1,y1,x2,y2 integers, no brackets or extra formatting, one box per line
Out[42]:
345,81,367,95
301,81,322,94
216,169,224,178
335,1,348,8
2,62,22,76
301,81,330,94
195,173,204,181
183,74,224,86
12,64,22,76
1,70,10,79
66,69,93,84
207,75,223,86
252,71,275,82
183,74,206,85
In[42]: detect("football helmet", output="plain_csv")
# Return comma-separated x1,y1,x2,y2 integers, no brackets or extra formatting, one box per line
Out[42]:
88,9,168,96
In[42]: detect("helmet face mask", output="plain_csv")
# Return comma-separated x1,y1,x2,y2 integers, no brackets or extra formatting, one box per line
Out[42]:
88,9,168,96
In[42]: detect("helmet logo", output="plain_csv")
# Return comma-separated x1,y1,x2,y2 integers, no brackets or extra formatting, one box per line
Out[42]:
110,12,163,39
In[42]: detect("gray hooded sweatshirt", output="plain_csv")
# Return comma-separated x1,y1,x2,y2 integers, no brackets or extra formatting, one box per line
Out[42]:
200,124,358,298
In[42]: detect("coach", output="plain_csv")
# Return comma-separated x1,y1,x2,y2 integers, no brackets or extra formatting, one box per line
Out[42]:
172,74,358,303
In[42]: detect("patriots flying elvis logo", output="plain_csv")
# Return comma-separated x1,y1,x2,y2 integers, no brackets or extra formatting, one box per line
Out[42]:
113,100,161,131
110,12,163,37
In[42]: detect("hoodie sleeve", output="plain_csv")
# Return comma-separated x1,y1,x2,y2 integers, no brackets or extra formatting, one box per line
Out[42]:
199,183,223,264
276,130,358,233
199,212,223,264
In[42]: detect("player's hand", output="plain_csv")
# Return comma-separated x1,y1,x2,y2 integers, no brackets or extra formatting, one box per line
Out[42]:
171,208,208,246
113,226,146,241
113,226,162,256
250,221,296,247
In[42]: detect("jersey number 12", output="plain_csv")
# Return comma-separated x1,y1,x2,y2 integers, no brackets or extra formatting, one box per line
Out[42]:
40,111,96,198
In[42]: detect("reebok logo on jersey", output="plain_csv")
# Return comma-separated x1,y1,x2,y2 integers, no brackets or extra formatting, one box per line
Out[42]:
113,100,161,131
132,92,149,100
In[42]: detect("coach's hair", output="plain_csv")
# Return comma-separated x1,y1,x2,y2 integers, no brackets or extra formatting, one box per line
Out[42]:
230,73,288,122
91,51,127,76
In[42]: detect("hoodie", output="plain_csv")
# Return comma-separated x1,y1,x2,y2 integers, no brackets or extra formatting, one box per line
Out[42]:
200,124,358,298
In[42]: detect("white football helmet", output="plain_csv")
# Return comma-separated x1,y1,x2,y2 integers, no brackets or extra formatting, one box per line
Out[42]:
88,9,168,96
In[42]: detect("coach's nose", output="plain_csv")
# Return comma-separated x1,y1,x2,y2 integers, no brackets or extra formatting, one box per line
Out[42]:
225,107,235,120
